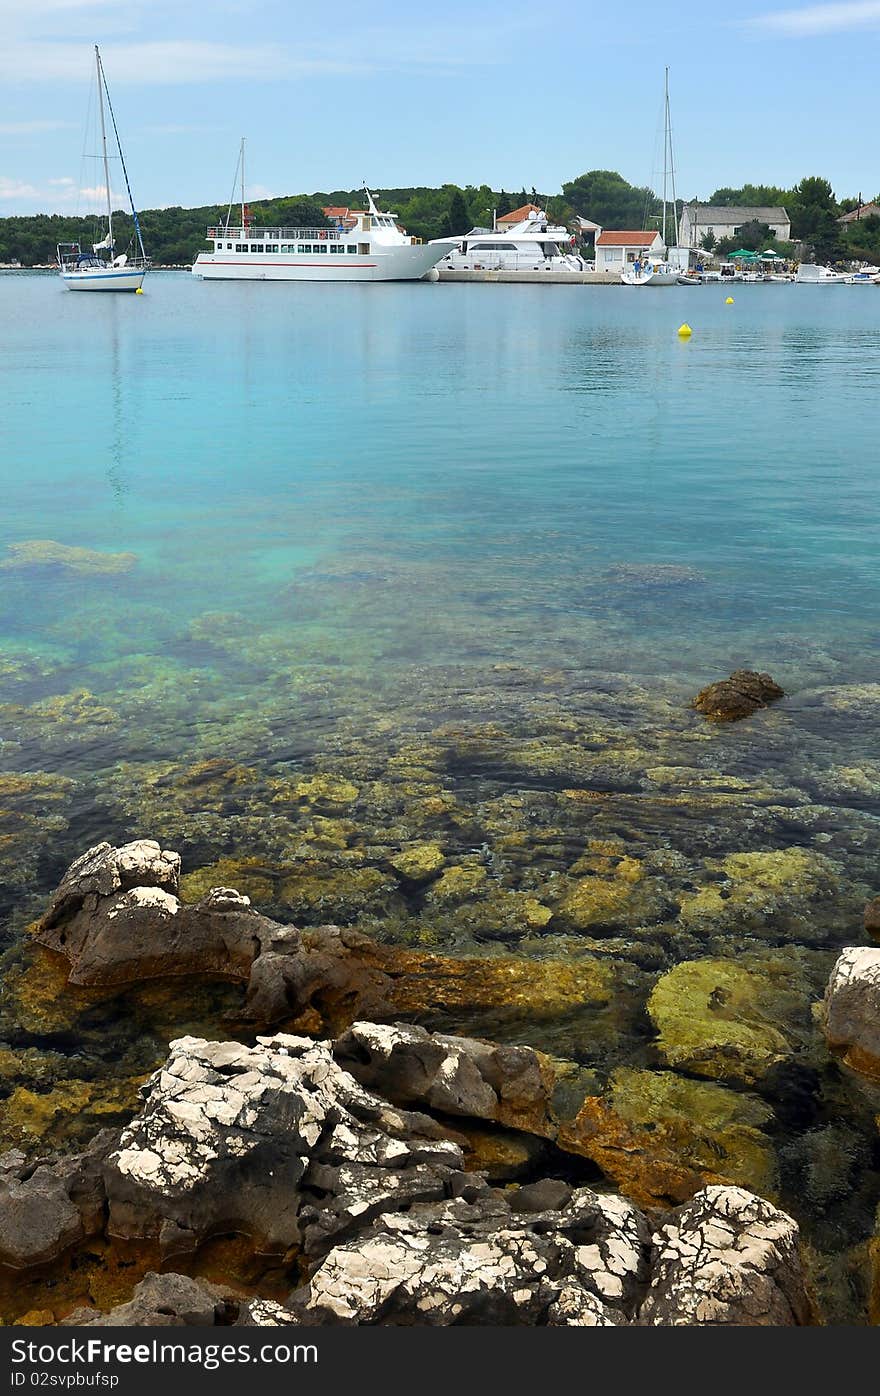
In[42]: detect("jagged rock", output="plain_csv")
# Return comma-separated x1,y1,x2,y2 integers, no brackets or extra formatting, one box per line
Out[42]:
334,1021,557,1136
290,1188,651,1326
638,1185,810,1326
692,671,785,723
0,1136,110,1268
63,1273,238,1327
103,1033,475,1257
822,947,880,1078
40,840,180,929
36,841,279,987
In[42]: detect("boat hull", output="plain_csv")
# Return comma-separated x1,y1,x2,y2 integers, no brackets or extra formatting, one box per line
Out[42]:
61,268,146,292
620,269,679,287
192,242,444,283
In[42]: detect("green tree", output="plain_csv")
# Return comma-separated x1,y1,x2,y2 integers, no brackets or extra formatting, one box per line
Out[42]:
562,170,658,229
700,229,716,251
496,189,512,217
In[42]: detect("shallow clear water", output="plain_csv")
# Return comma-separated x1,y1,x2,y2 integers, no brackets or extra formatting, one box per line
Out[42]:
2,269,880,1320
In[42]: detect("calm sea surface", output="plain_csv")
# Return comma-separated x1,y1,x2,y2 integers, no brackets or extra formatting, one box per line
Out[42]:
2,269,880,1318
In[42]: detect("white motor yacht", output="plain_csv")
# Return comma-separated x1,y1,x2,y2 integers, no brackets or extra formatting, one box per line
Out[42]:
431,207,587,279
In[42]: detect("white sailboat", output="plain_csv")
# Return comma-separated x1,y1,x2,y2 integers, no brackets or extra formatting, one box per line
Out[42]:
621,68,680,287
57,46,150,292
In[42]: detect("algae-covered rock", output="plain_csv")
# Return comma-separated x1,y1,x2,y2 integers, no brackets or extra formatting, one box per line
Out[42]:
0,540,137,575
648,957,810,1083
278,865,401,922
425,864,488,905
389,842,445,885
558,1068,776,1209
556,874,669,933
273,774,360,811
677,847,840,938
0,1077,143,1151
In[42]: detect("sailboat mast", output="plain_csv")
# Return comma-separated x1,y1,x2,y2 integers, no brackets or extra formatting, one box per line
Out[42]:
661,66,669,247
240,137,246,230
96,46,113,252
666,66,678,245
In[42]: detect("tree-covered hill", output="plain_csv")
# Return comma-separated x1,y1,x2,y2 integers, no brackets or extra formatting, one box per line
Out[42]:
2,172,878,266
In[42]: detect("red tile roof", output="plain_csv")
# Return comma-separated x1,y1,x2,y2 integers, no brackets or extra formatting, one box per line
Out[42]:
596,230,659,246
497,203,542,224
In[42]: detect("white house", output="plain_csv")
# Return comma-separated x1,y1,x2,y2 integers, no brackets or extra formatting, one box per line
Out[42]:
594,229,664,273
678,204,790,248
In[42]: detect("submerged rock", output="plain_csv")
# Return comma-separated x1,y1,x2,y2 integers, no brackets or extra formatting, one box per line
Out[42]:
0,540,137,575
692,670,785,723
822,947,880,1079
558,1068,776,1208
647,957,810,1084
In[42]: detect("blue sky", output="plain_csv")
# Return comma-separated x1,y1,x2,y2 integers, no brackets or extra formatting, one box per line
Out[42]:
0,0,878,215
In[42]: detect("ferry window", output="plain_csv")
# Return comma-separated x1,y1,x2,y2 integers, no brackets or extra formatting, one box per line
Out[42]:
319,244,328,253
347,245,356,255
330,245,340,254
236,245,248,252
298,245,309,253
250,245,262,252
265,245,278,253
358,243,369,255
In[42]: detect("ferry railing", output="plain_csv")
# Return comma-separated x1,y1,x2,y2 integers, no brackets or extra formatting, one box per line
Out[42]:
207,226,346,241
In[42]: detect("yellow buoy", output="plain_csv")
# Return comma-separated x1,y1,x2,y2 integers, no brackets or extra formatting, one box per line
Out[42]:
725,296,734,304
136,287,144,294
677,323,692,337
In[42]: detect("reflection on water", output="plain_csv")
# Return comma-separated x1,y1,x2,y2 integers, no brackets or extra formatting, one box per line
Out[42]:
1,272,880,1321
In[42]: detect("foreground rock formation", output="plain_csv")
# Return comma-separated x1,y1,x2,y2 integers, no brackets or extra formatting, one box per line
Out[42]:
0,1029,809,1327
822,947,880,1079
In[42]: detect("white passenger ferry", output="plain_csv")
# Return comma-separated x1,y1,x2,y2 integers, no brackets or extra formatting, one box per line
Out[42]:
192,187,446,283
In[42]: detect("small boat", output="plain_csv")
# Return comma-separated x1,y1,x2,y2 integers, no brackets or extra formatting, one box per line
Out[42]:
677,273,701,286
57,47,149,292
795,264,847,284
843,265,880,284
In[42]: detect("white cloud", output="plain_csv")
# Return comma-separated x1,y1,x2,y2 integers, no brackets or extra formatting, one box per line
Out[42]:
0,118,73,133
0,40,362,84
750,0,880,34
0,176,43,198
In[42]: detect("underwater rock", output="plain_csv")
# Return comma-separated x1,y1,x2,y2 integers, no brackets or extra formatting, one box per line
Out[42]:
334,1021,557,1137
556,872,670,933
388,842,446,885
822,947,880,1079
605,563,707,588
677,847,841,940
0,1136,109,1269
647,957,809,1084
0,540,137,575
63,1273,239,1327
638,1185,810,1326
103,1033,472,1257
558,1068,777,1208
692,670,785,723
864,897,880,937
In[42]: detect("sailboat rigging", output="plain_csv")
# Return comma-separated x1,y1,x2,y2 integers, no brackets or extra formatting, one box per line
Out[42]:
57,46,151,292
620,67,680,287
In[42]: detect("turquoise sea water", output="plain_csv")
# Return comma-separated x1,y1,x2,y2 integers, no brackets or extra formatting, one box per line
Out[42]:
2,269,880,1319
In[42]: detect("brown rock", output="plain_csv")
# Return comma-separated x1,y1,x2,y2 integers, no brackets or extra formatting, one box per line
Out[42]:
865,897,880,937
692,670,785,723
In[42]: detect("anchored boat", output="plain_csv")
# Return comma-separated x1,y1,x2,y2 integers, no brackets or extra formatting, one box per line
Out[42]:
192,147,446,283
57,46,150,292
